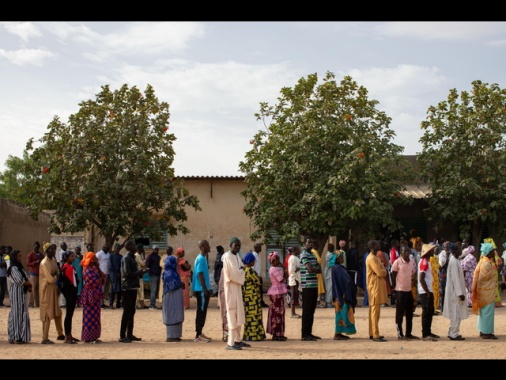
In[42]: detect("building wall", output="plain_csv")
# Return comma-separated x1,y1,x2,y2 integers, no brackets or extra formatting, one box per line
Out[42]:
0,198,51,263
172,178,256,270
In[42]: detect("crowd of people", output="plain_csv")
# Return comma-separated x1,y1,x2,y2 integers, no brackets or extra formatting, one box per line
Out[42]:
0,232,504,347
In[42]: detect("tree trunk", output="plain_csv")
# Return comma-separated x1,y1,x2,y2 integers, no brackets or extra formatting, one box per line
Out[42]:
471,220,484,260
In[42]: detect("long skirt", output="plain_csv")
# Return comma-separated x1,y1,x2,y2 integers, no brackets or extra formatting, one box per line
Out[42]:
477,302,495,334
267,294,285,338
334,302,356,335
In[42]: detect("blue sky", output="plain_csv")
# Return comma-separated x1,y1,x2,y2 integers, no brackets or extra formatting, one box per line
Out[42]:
1,21,505,176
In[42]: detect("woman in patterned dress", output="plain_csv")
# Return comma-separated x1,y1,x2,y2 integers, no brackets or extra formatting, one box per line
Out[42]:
460,245,477,307
266,251,288,341
176,247,192,309
241,252,266,341
80,251,105,343
7,250,32,343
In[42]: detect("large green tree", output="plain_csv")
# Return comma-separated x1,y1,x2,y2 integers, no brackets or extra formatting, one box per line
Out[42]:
19,83,200,247
0,153,34,205
239,72,414,252
418,80,506,247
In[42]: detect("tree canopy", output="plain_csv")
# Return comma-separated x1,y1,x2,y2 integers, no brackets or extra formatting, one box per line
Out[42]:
418,80,506,247
18,83,200,247
239,71,414,252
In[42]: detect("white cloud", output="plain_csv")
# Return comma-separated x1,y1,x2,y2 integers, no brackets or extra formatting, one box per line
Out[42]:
0,48,55,66
375,22,506,41
1,22,42,42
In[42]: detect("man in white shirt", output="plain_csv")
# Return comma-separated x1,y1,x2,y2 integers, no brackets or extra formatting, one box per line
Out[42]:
96,243,111,308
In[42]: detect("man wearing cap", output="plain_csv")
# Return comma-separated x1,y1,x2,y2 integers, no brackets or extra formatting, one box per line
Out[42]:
222,237,248,350
472,242,498,339
418,243,440,341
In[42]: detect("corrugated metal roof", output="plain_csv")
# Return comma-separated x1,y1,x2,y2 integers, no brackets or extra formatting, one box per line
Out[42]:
401,184,431,199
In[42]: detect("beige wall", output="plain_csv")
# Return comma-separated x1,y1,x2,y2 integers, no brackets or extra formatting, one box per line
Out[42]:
0,198,51,263
173,178,256,268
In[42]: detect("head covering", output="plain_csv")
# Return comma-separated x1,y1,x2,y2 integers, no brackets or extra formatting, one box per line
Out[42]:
7,250,27,280
484,238,497,249
152,245,158,249
268,251,279,264
503,242,506,250
136,243,144,250
163,255,182,295
243,252,255,264
466,245,475,255
286,247,292,255
75,245,81,249
421,243,436,257
448,242,459,254
229,237,240,246
480,242,494,256
81,251,95,267
175,247,184,256
43,242,52,252
61,251,72,262
335,250,344,260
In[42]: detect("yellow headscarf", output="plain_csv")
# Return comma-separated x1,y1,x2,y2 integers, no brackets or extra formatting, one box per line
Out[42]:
81,251,95,267
484,238,497,249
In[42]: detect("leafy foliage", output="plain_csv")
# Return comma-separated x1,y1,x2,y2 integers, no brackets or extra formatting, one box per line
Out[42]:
239,72,414,252
19,84,200,246
418,80,506,246
0,153,35,205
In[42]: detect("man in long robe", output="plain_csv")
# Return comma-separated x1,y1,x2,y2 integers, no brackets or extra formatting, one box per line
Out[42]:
442,243,468,340
365,240,388,342
39,242,64,344
222,237,247,350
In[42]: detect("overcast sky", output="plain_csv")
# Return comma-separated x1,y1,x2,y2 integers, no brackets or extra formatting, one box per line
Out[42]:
1,21,505,176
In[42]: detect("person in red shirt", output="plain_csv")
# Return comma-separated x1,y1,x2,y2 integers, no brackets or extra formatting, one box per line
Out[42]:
26,241,44,308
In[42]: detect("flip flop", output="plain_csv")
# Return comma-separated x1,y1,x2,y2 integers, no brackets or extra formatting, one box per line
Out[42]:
291,314,301,319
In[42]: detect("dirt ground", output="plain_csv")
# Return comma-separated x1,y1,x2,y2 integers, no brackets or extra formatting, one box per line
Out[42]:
1,292,505,360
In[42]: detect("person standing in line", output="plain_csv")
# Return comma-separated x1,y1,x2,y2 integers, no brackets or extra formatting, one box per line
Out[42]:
192,239,213,343
162,255,185,342
252,243,268,308
26,241,44,308
418,243,439,341
472,242,498,340
60,251,80,344
438,241,451,313
146,245,162,310
443,242,468,340
358,248,369,307
0,245,9,307
331,250,357,340
288,245,301,318
72,246,83,306
134,243,147,309
323,243,336,308
58,242,69,308
95,243,111,308
299,237,322,341
119,239,147,343
242,251,266,341
266,251,287,341
461,245,477,308
176,247,192,309
7,249,32,344
214,245,225,297
108,243,123,309
39,242,64,344
312,241,326,308
390,244,419,340
365,239,388,342
222,237,248,351
158,246,173,304
346,240,361,294
80,250,104,344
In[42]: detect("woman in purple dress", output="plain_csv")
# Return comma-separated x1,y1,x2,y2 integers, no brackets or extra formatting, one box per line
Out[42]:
460,245,477,308
80,251,105,343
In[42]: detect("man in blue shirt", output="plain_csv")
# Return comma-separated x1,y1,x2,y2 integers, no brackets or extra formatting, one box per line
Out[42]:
192,240,212,343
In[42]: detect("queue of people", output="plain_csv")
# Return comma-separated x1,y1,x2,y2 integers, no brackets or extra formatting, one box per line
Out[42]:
0,235,504,347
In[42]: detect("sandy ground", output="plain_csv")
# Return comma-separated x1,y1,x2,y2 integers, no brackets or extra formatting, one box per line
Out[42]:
1,293,505,360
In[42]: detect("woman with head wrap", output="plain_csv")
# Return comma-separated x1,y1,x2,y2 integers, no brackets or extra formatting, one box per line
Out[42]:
331,249,357,340
484,238,503,307
39,242,64,344
80,251,105,343
162,255,185,342
175,247,192,309
266,251,288,341
461,245,477,307
472,242,498,339
7,249,32,343
241,251,266,341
